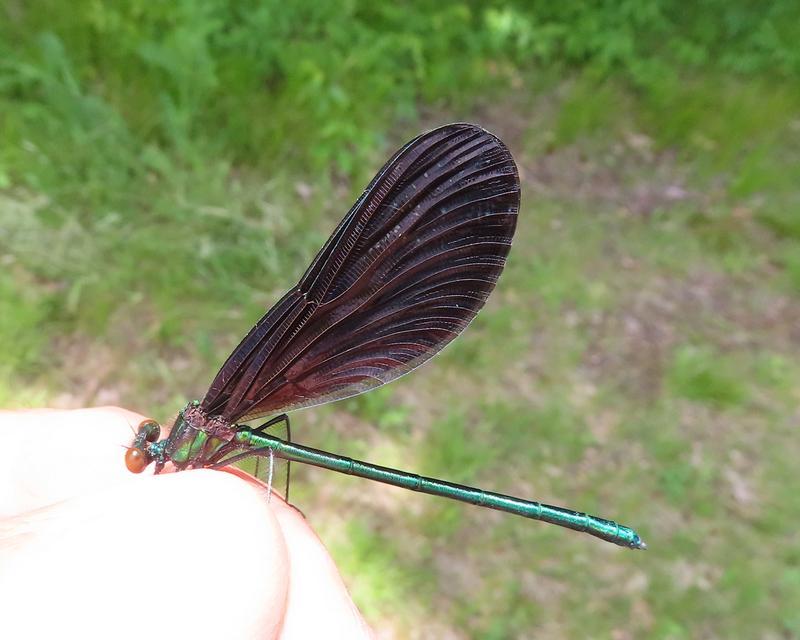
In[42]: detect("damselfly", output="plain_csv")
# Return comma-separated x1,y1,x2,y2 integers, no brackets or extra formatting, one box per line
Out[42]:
126,123,645,550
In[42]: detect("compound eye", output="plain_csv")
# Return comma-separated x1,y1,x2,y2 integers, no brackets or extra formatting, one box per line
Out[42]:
125,447,150,473
137,419,161,442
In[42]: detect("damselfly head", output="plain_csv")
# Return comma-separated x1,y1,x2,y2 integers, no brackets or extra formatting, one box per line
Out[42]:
124,446,151,473
125,419,161,473
138,419,162,442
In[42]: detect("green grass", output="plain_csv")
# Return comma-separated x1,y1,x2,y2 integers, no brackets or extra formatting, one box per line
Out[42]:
667,345,748,407
2,2,800,638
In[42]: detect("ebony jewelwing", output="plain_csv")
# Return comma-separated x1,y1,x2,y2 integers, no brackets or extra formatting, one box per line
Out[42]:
126,123,646,549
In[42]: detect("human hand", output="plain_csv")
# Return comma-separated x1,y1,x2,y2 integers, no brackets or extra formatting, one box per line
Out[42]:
0,407,373,640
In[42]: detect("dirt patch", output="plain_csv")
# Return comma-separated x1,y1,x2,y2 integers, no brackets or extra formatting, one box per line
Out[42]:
583,268,800,401
523,143,694,218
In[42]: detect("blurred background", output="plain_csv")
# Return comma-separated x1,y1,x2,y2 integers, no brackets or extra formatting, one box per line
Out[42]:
1,2,798,638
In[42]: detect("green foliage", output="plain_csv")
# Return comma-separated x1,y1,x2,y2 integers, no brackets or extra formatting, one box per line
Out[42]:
555,78,627,145
0,271,50,374
346,386,411,435
421,409,494,484
0,267,53,407
668,344,748,407
780,243,800,292
331,519,420,618
2,1,799,203
761,209,800,242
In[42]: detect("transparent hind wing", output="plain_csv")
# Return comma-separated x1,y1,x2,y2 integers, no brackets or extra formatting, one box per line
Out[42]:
249,422,291,502
231,415,292,502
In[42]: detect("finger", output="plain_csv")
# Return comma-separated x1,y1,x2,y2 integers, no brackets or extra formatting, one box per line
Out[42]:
269,499,374,639
0,407,150,515
217,467,373,638
0,469,289,640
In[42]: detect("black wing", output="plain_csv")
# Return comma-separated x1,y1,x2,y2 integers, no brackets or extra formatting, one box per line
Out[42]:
201,123,520,422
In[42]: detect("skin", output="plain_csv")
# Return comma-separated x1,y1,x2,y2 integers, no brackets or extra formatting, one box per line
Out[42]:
0,407,373,640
